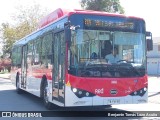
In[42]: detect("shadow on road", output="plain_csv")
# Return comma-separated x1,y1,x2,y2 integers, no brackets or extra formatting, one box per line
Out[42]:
148,92,160,97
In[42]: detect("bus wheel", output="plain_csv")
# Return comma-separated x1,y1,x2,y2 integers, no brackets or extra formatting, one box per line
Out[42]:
43,80,54,110
106,105,112,108
16,75,23,94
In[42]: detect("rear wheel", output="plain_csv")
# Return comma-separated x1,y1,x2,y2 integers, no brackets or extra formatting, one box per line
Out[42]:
16,74,23,94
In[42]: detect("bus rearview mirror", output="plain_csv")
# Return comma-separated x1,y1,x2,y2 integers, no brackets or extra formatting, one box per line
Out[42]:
146,31,153,51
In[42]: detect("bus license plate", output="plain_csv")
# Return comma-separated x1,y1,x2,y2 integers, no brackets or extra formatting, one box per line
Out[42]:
108,99,120,104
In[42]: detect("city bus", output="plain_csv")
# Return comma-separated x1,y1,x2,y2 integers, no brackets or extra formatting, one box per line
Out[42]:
11,8,153,109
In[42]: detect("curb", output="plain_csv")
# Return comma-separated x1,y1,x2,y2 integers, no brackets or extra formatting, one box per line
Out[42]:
148,92,160,97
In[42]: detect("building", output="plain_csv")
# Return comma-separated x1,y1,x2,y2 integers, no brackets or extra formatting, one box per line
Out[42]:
147,37,160,75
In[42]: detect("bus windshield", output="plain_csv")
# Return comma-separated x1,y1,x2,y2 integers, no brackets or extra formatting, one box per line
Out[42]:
68,29,146,78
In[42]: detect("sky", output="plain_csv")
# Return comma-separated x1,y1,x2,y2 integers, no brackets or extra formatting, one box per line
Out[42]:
0,0,159,37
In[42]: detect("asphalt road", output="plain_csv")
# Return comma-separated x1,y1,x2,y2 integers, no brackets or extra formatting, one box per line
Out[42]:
0,77,160,120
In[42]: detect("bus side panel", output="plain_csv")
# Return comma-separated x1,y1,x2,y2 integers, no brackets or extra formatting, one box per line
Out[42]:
26,76,42,97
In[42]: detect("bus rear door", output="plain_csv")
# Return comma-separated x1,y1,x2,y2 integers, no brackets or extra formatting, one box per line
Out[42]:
52,31,65,104
21,45,27,89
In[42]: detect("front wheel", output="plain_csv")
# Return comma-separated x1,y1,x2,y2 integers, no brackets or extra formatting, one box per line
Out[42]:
43,80,54,110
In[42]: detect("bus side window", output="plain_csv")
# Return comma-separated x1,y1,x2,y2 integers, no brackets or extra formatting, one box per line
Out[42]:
27,42,34,67
51,40,54,64
33,38,41,66
41,33,53,69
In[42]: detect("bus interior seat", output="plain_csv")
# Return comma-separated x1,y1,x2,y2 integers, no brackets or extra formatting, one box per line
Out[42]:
101,40,112,58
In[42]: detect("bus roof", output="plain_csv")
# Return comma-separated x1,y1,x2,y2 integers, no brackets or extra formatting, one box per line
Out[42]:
38,8,144,29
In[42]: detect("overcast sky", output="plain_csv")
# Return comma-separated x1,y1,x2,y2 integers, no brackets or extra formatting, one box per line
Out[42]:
0,0,159,37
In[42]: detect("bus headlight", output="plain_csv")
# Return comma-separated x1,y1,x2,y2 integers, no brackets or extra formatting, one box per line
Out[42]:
78,91,82,95
86,92,89,96
130,86,147,97
134,91,137,95
73,88,77,93
144,87,147,91
71,87,95,98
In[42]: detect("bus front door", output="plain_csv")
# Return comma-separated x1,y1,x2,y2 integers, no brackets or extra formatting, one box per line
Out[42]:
52,31,65,104
21,45,27,89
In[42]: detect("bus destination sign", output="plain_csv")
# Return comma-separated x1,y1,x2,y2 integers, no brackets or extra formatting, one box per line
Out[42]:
84,19,134,30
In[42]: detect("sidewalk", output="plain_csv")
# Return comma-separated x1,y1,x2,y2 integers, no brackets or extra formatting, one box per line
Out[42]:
0,73,11,79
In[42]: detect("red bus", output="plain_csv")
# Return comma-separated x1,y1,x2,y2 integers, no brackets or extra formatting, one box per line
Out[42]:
11,8,152,109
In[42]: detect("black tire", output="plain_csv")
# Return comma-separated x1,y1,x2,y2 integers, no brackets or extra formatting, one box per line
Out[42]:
106,105,112,108
16,74,23,94
42,80,54,110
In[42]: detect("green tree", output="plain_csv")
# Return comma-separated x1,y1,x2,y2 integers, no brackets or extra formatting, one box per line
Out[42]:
0,4,48,57
0,23,17,57
13,4,48,32
80,0,125,14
